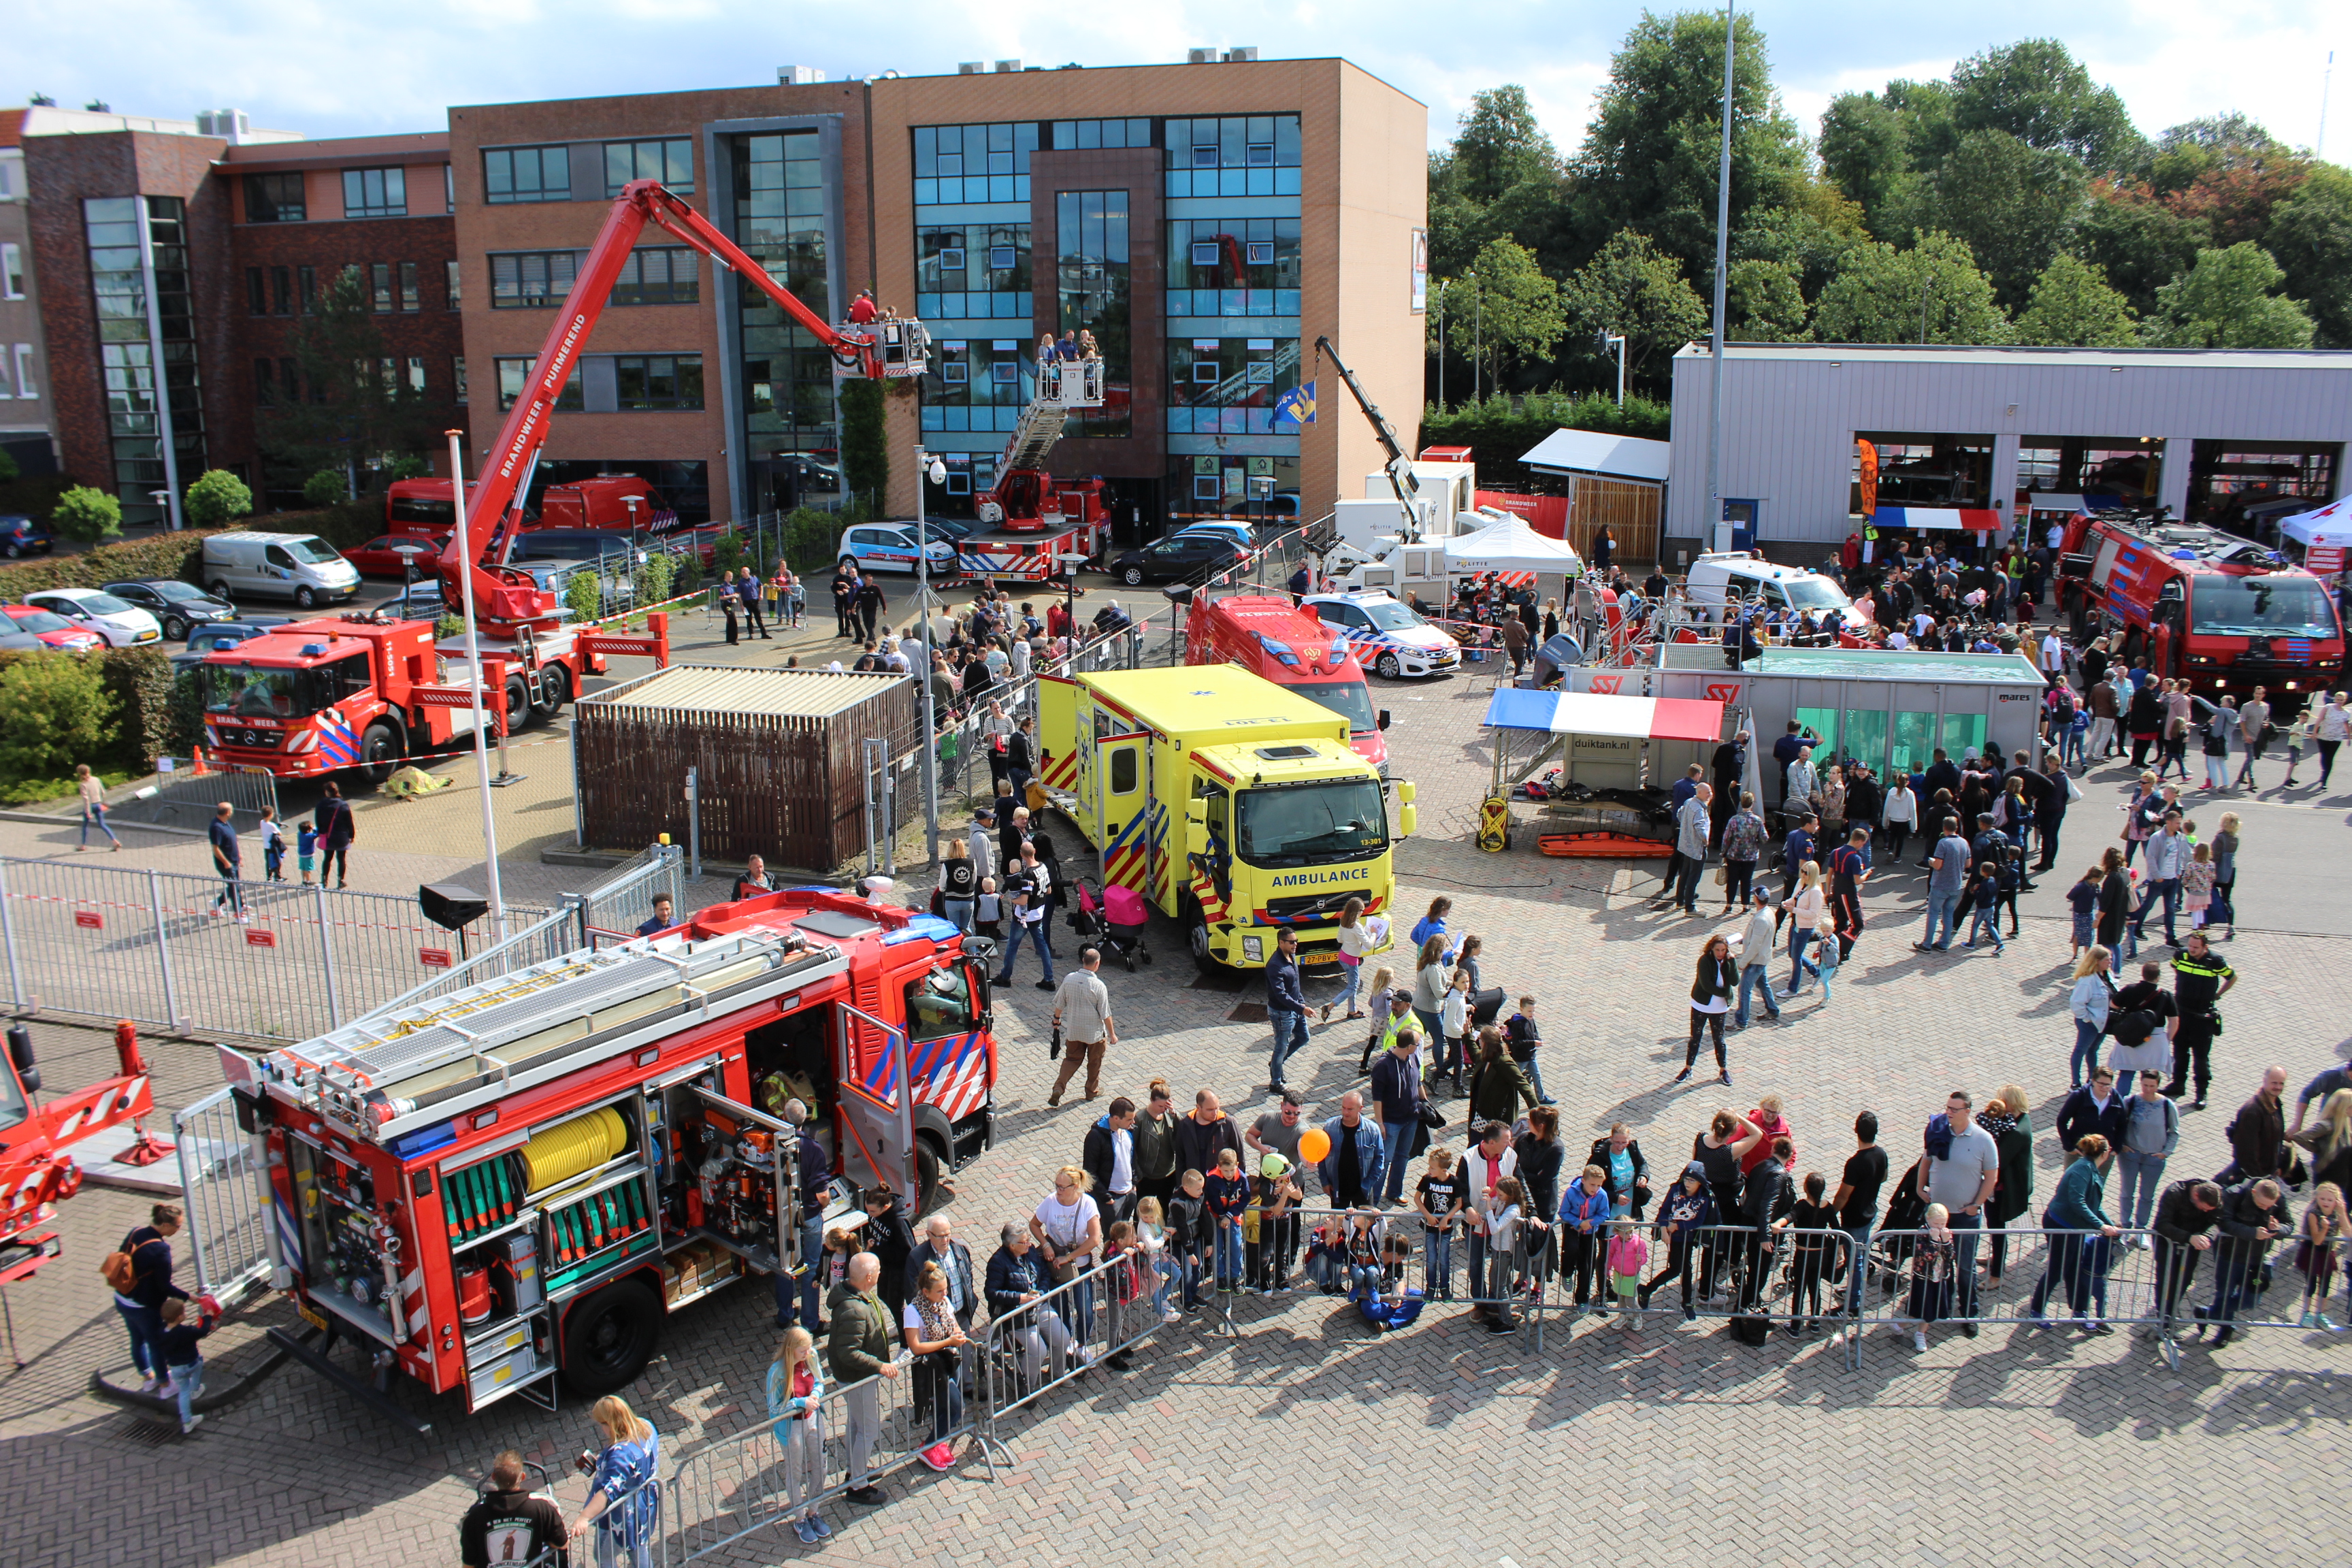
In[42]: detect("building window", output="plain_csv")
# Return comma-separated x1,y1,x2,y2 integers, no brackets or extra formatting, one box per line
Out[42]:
13,344,35,400
920,339,1032,429
246,266,267,316
399,261,420,312
1162,116,1302,198
484,145,570,204
916,223,1030,321
1049,118,1152,151
494,356,584,412
611,247,699,306
372,263,395,312
732,128,836,485
614,355,704,410
298,265,316,312
453,355,468,404
1166,216,1301,317
1055,190,1129,437
490,250,578,308
280,357,299,403
1851,432,1995,515
604,137,693,197
272,266,293,315
342,166,408,218
254,357,274,406
406,356,426,393
444,164,455,210
1,243,24,299
912,122,1039,207
244,172,305,223
445,259,461,309
1168,337,1298,434
84,196,203,525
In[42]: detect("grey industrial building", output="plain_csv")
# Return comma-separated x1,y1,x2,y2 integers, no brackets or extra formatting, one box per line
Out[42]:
1664,342,2352,562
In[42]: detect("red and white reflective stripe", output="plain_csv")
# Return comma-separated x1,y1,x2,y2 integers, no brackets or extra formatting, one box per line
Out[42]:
285,730,318,753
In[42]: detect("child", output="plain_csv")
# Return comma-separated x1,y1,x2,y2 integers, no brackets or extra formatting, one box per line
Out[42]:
1098,1220,1145,1369
1997,843,2025,938
2180,840,2217,931
1484,1177,1524,1333
2295,1181,2349,1330
1166,1171,1209,1312
1342,1209,1388,1301
1905,1203,1959,1353
1779,1171,1836,1334
1415,1147,1463,1301
765,1326,828,1543
1356,965,1395,1074
1607,1218,1648,1326
973,877,1004,941
1437,968,1472,1093
1202,1150,1251,1294
1134,1196,1179,1324
1250,1154,1301,1294
2066,865,2102,959
157,1294,218,1435
1810,907,1841,1006
295,820,318,885
1503,996,1548,1105
2281,708,2313,787
259,807,286,882
1962,862,2006,953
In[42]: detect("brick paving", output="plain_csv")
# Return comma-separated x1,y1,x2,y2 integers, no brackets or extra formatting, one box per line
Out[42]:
2,656,2349,1567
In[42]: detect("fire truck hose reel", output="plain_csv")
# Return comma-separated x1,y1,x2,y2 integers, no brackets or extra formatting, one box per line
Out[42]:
518,1106,630,1193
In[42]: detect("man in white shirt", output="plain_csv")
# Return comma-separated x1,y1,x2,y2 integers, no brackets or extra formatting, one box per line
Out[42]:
2046,520,2066,552
2040,630,2066,686
1461,1121,1519,1326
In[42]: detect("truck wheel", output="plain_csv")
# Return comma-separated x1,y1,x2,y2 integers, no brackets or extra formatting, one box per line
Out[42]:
913,1139,947,1219
1187,904,1218,975
1121,566,1145,587
208,580,234,602
1375,651,1401,679
358,721,404,785
559,1277,661,1396
295,585,318,609
532,662,571,721
505,674,534,732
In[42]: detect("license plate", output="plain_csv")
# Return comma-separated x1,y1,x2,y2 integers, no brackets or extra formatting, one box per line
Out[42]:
297,1299,329,1333
1298,952,1344,967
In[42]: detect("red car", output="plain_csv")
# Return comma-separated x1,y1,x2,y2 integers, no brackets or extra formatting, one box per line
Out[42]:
1,605,105,651
343,534,444,578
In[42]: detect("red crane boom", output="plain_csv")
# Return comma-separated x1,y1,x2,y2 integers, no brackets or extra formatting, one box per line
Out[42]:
442,180,928,636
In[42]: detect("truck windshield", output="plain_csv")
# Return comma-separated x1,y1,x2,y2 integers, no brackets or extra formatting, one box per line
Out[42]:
1236,779,1389,866
1291,679,1378,732
1359,601,1424,633
2190,576,2339,638
201,663,333,718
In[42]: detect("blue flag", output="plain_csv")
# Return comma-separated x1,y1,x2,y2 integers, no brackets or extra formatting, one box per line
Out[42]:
1273,379,1317,427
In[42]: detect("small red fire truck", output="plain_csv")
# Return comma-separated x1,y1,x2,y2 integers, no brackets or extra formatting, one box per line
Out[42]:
225,888,995,1415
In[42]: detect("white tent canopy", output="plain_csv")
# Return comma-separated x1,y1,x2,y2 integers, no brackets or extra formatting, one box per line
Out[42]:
2278,495,2351,549
1442,513,1586,576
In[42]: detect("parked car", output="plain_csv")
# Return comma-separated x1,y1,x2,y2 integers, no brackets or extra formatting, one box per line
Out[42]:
836,521,956,575
198,531,361,608
0,605,105,651
0,516,56,559
101,579,237,641
344,534,445,578
169,620,287,675
23,587,163,648
1109,533,1246,587
1171,520,1258,551
375,581,451,621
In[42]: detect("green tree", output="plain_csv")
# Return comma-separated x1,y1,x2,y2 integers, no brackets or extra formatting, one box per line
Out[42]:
1918,128,2088,307
1449,85,1559,206
1567,10,1809,282
1727,257,1808,340
1811,231,2012,344
302,469,348,508
2141,242,2316,347
50,485,123,544
1560,231,1709,388
2013,254,2138,346
2265,163,2352,348
1733,201,1863,304
259,265,443,483
1456,236,1567,390
0,448,18,484
2072,189,2210,316
182,469,253,529
1948,39,2143,172
1818,91,1916,238
0,655,116,786
837,378,887,513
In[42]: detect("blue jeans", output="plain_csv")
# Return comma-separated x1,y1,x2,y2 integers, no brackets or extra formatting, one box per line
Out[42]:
1735,963,1780,1027
2113,1149,2166,1230
1947,1210,1984,1317
943,896,974,932
1335,957,1362,1014
115,1299,165,1378
1787,927,1819,990
1267,1008,1309,1089
1814,949,1840,1002
80,804,120,847
1921,887,1961,949
1965,906,2004,948
2132,878,2180,944
1379,1118,1416,1205
1842,1223,1873,1318
1411,1007,1443,1055
1522,1051,1550,1102
1424,1226,1455,1296
994,920,1053,983
2070,1019,2104,1087
1213,1222,1245,1288
2064,729,2086,768
167,1357,203,1424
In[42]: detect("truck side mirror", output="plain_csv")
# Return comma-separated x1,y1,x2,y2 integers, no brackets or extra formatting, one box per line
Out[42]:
1377,710,1391,731
1399,803,1418,838
1396,781,1416,804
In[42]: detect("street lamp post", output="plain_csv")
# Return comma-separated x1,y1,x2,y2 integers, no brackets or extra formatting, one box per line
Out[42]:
1469,270,1482,402
446,427,507,938
1435,278,1449,409
916,446,947,866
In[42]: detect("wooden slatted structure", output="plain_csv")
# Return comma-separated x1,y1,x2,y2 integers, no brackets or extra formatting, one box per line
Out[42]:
1566,475,1661,566
573,666,917,870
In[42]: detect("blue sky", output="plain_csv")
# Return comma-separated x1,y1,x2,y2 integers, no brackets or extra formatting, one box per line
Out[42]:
8,1,2342,158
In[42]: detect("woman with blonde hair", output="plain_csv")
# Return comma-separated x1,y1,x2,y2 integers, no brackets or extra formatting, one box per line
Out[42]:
1408,933,1452,1057
938,836,977,930
766,1327,829,1542
902,1260,970,1471
1787,861,1827,992
2296,1087,2352,1201
2067,945,2115,1089
571,1394,660,1567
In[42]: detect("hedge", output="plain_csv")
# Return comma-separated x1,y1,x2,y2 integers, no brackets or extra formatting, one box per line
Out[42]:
0,496,385,600
0,644,177,792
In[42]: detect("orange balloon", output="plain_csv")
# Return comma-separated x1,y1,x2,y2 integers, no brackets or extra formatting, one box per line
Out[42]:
1298,1127,1331,1164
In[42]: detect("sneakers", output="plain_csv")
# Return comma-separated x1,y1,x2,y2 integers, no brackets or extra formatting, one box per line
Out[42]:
920,1442,956,1471
1671,1068,1692,1085
180,1415,203,1436
2299,1311,2319,1328
1718,1071,1733,1087
808,1513,832,1540
1162,1308,1183,1324
2319,1313,2342,1332
137,1377,160,1396
1912,1330,1928,1352
794,1518,821,1545
845,1484,886,1505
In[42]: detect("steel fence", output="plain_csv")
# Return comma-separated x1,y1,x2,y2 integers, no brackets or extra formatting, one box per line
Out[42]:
573,843,687,944
98,768,280,835
173,1085,274,1304
0,855,544,1042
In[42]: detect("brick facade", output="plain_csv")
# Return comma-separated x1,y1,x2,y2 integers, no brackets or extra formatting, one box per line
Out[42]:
1028,147,1163,480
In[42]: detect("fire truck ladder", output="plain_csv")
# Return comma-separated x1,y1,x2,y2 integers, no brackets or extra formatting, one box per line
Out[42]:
979,361,1105,517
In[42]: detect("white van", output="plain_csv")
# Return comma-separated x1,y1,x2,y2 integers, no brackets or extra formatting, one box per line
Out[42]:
200,532,363,608
1682,551,1850,623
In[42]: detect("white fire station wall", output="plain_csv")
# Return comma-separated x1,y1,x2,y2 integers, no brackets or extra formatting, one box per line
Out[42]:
1666,347,2352,551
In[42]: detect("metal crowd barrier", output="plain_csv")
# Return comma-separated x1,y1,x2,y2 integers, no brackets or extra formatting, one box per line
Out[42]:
172,1084,275,1305
97,767,281,834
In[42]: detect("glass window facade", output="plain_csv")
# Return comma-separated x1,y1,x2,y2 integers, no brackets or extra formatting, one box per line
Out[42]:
1163,116,1301,197
732,130,834,465
342,167,407,218
604,138,693,197
1056,190,1129,438
920,338,1034,433
612,247,700,306
484,146,570,204
913,122,1038,206
1171,453,1299,525
243,172,304,223
916,223,1030,320
490,250,578,309
1168,336,1298,434
615,355,704,410
494,357,583,413
85,196,203,527
1165,216,1301,317
1049,118,1152,151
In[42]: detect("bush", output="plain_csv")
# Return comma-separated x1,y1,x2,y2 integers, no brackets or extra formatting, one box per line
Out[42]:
0,448,17,483
97,645,174,774
634,552,676,609
51,485,124,544
165,668,207,759
564,571,602,624
0,527,213,598
303,470,348,508
435,612,466,640
783,506,843,572
0,653,116,787
183,469,254,529
713,532,745,578
673,558,701,596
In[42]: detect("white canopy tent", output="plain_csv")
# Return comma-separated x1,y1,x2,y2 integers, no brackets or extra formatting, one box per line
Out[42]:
1443,513,1586,576
2277,495,2350,572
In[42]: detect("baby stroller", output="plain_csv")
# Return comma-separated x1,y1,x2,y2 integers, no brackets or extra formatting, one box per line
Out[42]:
1069,878,1152,971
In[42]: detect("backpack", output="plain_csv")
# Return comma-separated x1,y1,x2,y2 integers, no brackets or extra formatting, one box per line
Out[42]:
101,1230,151,1294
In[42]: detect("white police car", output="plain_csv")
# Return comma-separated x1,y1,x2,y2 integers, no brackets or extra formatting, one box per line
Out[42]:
1303,590,1460,679
836,521,957,575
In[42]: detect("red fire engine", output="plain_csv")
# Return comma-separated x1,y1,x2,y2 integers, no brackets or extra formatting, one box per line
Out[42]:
1,1023,163,1316
2055,510,2347,696
958,360,1109,581
223,889,994,1418
1183,590,1390,774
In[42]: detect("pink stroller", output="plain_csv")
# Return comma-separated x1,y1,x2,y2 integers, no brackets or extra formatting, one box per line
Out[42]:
1071,878,1153,971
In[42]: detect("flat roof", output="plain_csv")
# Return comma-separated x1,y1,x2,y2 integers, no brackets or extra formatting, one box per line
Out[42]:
1519,427,1671,484
588,665,906,719
1676,342,2352,372
1085,664,1345,737
1746,647,2048,685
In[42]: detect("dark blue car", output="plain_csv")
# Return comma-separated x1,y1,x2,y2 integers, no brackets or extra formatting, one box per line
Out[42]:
0,515,56,559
